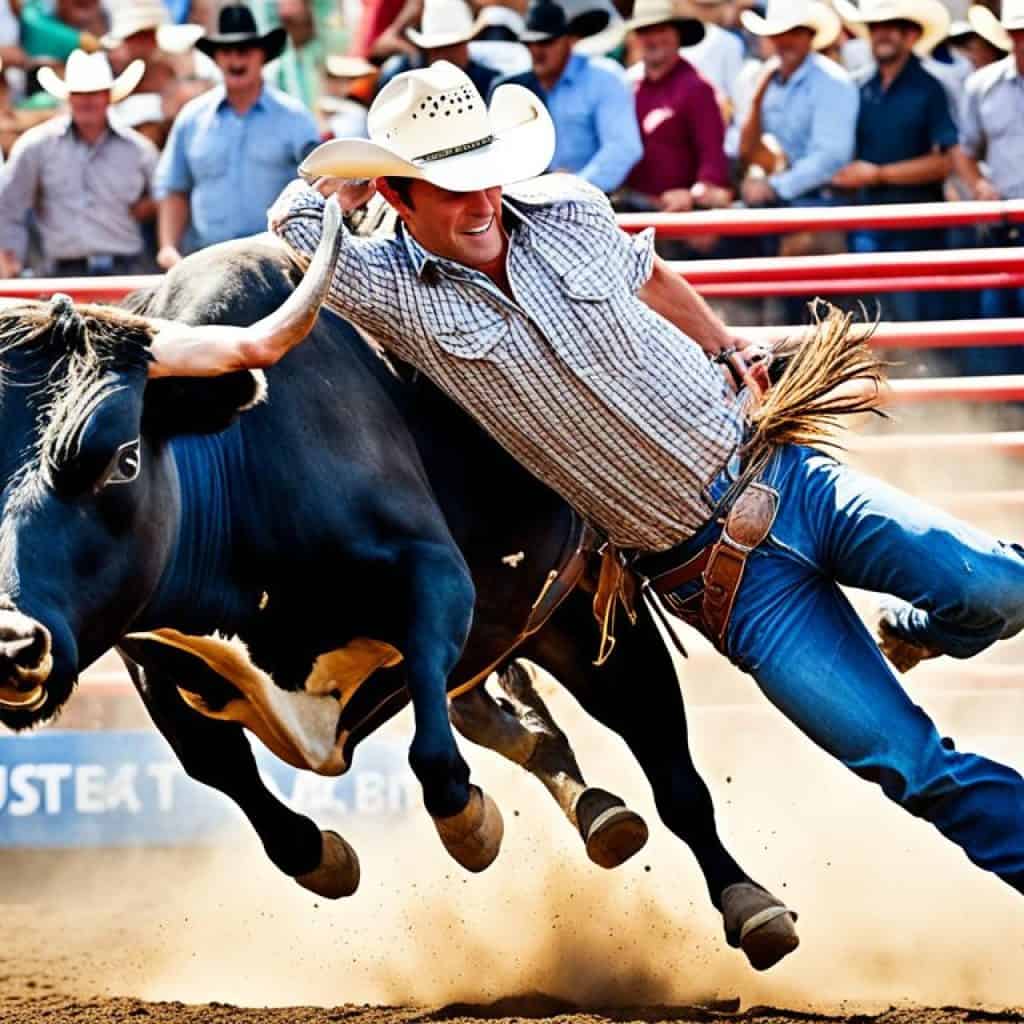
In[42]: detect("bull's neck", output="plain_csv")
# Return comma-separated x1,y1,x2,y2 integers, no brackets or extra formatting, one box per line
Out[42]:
142,432,256,633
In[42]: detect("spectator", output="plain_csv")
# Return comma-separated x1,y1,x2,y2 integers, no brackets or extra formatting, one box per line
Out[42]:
265,0,324,109
494,0,642,192
0,50,157,277
319,53,376,136
617,0,732,227
831,0,956,321
953,0,1024,325
154,3,319,267
469,5,532,76
20,0,105,62
963,2,1013,68
733,0,857,208
681,0,745,116
376,0,500,99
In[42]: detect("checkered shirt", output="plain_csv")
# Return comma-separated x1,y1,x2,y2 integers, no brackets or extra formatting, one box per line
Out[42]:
270,174,744,551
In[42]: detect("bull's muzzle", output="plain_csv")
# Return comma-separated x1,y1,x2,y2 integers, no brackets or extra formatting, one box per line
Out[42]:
0,602,52,711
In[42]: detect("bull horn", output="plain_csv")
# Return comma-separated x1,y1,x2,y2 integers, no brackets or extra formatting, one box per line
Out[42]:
148,195,344,377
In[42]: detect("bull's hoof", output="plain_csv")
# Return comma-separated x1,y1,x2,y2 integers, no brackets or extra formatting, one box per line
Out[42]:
433,785,503,872
294,830,360,899
575,787,649,869
722,882,799,971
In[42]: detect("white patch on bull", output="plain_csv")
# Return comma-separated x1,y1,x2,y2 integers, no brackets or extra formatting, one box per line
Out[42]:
127,629,402,776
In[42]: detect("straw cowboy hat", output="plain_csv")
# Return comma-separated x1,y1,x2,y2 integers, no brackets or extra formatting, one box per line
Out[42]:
101,0,206,54
741,0,843,48
299,60,555,192
406,0,489,49
519,0,611,42
625,0,706,46
38,49,145,102
834,0,951,55
325,55,378,78
966,0,1023,53
195,4,287,61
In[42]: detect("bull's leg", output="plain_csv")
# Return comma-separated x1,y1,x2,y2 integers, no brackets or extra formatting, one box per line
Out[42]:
519,591,799,971
393,541,503,872
117,646,359,899
451,675,649,868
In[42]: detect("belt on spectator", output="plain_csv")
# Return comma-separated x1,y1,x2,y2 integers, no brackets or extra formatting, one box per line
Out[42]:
54,253,140,275
633,480,779,652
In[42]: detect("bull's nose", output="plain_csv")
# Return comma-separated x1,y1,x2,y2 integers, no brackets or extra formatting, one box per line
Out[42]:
0,606,53,693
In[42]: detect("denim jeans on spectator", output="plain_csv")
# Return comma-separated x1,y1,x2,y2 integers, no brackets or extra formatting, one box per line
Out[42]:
847,227,948,322
667,444,1024,891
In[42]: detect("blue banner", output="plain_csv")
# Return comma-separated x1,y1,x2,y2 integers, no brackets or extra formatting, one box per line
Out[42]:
0,729,412,848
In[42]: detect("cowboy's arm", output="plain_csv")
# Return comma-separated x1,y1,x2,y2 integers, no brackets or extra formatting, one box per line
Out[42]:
954,83,1000,199
154,115,194,268
638,254,733,355
0,133,42,274
576,74,643,193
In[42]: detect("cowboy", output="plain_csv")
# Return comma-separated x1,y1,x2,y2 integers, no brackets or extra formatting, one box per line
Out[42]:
731,0,857,208
319,55,378,139
150,59,1024,900
831,0,957,322
950,6,1009,70
264,0,326,111
491,0,643,193
0,49,157,278
953,0,1024,328
374,0,502,101
153,3,320,268
678,0,745,118
617,0,732,224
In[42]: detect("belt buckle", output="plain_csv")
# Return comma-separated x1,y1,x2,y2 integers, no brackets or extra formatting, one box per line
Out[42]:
86,254,115,273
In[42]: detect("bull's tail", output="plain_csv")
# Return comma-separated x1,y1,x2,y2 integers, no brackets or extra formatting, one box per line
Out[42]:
744,301,887,460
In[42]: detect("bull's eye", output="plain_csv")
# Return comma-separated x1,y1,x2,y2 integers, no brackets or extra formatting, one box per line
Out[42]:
96,439,142,491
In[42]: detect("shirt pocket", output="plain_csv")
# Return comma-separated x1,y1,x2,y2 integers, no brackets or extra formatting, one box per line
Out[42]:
431,309,509,362
188,128,230,182
981,93,1019,142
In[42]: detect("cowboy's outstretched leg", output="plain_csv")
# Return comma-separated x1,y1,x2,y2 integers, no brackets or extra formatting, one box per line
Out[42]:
786,447,1024,667
721,446,1024,891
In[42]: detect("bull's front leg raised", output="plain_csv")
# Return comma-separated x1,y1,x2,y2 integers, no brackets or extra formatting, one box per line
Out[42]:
118,644,360,899
395,540,503,871
450,667,648,868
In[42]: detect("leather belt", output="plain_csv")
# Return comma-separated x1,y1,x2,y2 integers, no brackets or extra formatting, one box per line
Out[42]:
641,481,779,651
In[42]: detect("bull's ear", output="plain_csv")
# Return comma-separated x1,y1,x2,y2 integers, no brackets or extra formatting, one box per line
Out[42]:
142,369,267,436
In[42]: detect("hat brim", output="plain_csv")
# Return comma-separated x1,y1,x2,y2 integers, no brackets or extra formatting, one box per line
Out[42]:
406,10,489,49
195,26,287,61
834,0,948,54
325,55,378,78
37,57,146,103
625,13,706,45
741,4,840,49
967,5,1012,51
299,83,555,192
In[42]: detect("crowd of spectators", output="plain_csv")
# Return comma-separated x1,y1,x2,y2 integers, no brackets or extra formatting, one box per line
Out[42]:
0,0,1021,355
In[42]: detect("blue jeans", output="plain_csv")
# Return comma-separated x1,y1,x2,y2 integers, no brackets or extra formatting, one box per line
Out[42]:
669,444,1024,890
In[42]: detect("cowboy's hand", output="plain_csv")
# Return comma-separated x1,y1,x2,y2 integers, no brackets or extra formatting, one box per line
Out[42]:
157,246,182,271
691,182,732,209
659,188,694,213
831,161,881,189
741,177,777,206
0,249,21,278
973,178,1001,202
311,176,377,213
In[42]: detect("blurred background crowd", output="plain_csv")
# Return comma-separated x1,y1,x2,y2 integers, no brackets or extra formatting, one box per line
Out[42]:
0,0,1020,365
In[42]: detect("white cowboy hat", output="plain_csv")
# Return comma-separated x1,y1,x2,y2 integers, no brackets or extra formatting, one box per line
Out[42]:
299,60,554,192
325,55,378,78
101,0,206,53
741,0,842,48
406,0,489,49
625,0,706,45
966,2,1020,52
834,0,951,55
38,50,146,102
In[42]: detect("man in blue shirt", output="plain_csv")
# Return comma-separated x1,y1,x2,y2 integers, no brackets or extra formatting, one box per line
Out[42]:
832,0,957,321
154,3,321,267
491,0,643,193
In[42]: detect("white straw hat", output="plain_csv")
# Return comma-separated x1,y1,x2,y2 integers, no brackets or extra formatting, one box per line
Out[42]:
38,50,146,102
741,0,843,48
300,60,554,192
966,2,1020,52
834,0,951,55
625,0,706,45
101,0,206,53
406,0,489,49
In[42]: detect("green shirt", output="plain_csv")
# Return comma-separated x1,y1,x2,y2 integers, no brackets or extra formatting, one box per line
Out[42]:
20,0,83,60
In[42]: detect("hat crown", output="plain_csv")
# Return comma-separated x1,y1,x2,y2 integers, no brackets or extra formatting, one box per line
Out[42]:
629,0,684,23
64,49,116,90
106,0,168,36
759,0,817,25
419,0,477,37
1002,0,1024,24
216,3,260,35
524,0,568,34
368,61,492,164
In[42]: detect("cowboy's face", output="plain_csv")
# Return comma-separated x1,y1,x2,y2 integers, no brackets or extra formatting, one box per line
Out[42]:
769,26,814,74
214,44,266,91
868,19,920,62
963,34,1004,68
57,0,100,30
120,28,160,61
379,179,506,269
527,35,574,81
636,23,683,76
68,90,111,135
425,42,471,68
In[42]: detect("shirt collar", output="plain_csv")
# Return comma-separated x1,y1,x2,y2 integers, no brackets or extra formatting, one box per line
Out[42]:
557,52,587,87
60,111,124,144
869,52,921,91
216,84,268,112
999,55,1024,83
774,52,814,88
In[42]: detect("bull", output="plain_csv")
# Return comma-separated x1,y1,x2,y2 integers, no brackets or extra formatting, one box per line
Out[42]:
0,212,797,969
